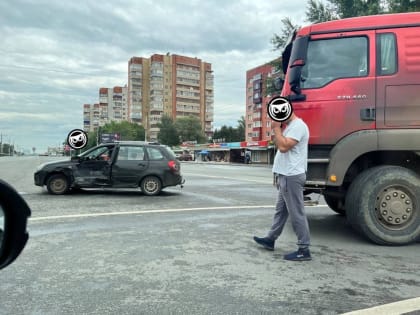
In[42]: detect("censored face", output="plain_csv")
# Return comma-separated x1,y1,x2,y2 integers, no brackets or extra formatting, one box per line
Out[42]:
67,130,88,149
267,97,293,122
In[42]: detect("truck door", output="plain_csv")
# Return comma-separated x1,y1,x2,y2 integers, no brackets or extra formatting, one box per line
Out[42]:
293,31,376,145
375,28,420,129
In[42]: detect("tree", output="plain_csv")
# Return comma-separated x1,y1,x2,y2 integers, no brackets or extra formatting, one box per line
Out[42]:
387,0,419,12
157,115,180,146
306,0,337,23
328,0,382,18
100,121,145,141
212,116,246,143
236,116,246,142
174,116,206,144
270,17,299,51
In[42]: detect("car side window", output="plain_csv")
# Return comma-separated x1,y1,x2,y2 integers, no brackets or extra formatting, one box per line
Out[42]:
124,146,145,161
84,146,113,161
146,147,164,160
117,147,129,160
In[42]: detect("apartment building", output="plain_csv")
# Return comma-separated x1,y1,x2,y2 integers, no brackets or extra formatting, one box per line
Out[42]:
128,54,214,141
83,86,128,132
245,59,282,142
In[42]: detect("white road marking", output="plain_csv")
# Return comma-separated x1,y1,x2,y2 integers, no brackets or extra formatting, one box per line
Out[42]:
30,205,273,221
30,203,326,222
341,296,420,315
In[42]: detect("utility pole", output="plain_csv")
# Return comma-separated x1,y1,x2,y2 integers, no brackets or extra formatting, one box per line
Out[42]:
0,133,6,156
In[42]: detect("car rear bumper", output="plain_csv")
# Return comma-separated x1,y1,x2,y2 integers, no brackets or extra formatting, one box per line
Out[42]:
163,173,184,188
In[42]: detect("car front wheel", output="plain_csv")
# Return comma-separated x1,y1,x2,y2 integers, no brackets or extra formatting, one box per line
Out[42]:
46,174,70,195
140,176,162,196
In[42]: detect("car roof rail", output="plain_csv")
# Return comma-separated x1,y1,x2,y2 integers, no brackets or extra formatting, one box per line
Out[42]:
114,141,161,145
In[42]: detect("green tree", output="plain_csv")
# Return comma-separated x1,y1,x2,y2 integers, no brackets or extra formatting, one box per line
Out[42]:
236,116,246,142
212,116,246,143
388,0,419,12
270,17,299,51
157,115,180,146
328,0,382,18
174,116,206,144
100,121,145,141
306,0,337,23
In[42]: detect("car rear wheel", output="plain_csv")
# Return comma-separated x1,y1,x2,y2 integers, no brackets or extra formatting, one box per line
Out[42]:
140,176,162,196
46,174,69,195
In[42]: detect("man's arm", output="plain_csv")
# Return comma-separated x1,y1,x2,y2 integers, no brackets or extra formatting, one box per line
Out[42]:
272,122,298,153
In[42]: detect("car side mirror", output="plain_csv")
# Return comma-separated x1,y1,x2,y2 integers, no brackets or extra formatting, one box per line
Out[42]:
0,179,31,270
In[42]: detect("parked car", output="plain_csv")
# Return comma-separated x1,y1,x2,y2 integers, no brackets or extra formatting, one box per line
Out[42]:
34,141,184,196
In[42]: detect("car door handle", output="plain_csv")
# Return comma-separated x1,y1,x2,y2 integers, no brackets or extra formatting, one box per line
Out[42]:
138,163,146,167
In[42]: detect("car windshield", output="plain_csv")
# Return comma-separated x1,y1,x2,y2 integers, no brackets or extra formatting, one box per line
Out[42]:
1,2,419,315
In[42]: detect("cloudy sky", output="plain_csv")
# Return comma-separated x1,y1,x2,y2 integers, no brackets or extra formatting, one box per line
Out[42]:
0,0,307,153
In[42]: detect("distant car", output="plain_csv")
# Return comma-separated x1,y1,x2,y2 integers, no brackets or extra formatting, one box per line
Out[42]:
178,153,193,161
34,141,184,196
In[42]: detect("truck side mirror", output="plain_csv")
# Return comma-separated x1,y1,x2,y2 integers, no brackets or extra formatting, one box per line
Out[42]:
0,179,31,270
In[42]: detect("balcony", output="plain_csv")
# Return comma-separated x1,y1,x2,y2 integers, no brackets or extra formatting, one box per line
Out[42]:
130,112,142,120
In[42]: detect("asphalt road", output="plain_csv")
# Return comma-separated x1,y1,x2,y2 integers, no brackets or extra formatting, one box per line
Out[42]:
0,156,419,315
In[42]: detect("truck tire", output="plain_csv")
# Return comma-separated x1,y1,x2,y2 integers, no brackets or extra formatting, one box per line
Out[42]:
46,174,70,195
324,194,345,215
345,167,382,234
346,166,420,245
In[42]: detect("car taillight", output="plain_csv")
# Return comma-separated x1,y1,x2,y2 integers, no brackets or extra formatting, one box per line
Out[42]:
168,160,179,172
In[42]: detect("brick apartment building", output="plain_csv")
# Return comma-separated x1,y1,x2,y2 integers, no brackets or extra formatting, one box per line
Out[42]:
245,59,282,142
128,54,214,141
83,86,128,132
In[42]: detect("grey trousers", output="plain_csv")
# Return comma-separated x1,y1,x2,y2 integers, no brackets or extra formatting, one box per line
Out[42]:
267,173,311,248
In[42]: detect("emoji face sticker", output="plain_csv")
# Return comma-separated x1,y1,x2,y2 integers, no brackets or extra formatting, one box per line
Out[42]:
267,96,293,122
67,129,88,150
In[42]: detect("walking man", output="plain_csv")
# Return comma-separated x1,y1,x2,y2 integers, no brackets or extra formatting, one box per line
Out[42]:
253,111,311,261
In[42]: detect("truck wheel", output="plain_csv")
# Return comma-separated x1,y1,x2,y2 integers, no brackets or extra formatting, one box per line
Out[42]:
345,167,382,234
346,166,420,245
140,176,162,196
46,174,70,195
324,194,345,215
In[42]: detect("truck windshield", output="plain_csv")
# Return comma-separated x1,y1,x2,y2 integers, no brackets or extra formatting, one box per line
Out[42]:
300,36,368,89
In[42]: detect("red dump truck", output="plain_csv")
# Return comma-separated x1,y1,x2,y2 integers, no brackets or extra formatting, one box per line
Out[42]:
280,12,420,245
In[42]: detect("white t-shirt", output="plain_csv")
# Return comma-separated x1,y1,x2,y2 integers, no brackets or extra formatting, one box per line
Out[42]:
272,118,309,176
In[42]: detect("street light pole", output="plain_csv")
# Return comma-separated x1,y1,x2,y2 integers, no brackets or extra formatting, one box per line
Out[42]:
0,133,6,156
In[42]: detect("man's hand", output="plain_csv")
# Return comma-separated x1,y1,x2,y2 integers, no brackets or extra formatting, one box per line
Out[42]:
272,122,282,130
272,120,298,153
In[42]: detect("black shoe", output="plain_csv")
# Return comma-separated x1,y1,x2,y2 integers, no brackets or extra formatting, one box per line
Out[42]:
253,236,274,251
283,248,312,261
